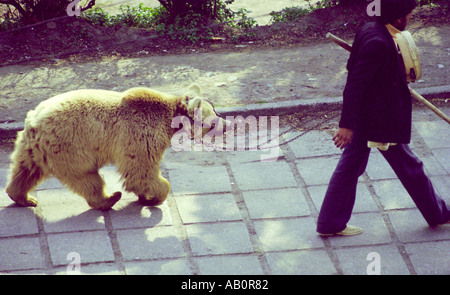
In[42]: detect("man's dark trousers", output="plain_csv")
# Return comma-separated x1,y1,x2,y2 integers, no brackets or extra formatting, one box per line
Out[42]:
316,132,449,234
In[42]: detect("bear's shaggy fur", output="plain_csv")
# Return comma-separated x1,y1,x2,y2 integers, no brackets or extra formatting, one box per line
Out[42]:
6,85,221,210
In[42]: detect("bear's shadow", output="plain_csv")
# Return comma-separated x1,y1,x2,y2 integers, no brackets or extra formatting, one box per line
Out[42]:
108,201,164,229
0,198,164,232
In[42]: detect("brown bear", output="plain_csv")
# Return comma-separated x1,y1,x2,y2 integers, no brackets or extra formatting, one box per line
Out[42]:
6,84,224,210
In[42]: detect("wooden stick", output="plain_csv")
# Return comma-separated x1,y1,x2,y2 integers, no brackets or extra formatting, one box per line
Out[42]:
409,88,450,124
326,32,450,124
325,33,353,52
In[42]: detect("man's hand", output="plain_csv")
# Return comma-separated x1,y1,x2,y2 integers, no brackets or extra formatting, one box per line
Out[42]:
333,128,354,149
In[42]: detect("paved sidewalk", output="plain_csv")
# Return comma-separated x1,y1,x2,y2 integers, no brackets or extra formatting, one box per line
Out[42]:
0,106,448,275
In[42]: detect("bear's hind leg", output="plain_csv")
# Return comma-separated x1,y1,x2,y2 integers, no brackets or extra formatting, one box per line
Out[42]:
6,132,47,207
6,161,44,207
120,166,170,206
137,173,171,206
58,171,121,210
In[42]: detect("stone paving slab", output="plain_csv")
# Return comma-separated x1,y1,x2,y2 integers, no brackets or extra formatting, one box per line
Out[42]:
195,255,264,275
404,241,450,275
116,227,185,261
109,202,173,230
124,259,192,275
372,179,417,210
0,207,38,237
296,156,341,186
432,149,450,174
167,165,232,195
242,188,310,219
0,109,449,275
308,184,379,213
327,213,392,247
229,161,297,191
415,121,450,149
287,130,340,158
254,217,324,251
335,244,410,275
174,194,241,223
265,249,337,275
365,152,399,180
47,231,115,266
388,210,449,243
432,176,449,197
0,237,44,271
186,222,254,256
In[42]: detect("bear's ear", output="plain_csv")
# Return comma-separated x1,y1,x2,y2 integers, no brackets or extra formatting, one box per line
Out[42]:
187,97,202,117
186,83,202,98
174,99,188,117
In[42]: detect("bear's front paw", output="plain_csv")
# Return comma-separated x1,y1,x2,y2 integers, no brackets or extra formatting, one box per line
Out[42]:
138,195,165,206
104,191,122,210
89,192,122,210
109,191,122,204
17,196,38,207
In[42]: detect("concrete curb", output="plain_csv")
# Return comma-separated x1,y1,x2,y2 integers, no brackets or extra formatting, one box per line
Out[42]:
1,85,449,132
216,85,450,117
216,96,342,117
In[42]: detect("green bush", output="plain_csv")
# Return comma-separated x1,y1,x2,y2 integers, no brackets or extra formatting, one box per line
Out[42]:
417,0,442,5
270,7,310,23
157,0,233,21
270,0,446,24
0,0,96,24
270,0,334,23
335,0,443,6
82,1,256,43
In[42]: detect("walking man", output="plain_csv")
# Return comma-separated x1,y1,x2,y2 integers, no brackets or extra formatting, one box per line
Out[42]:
316,0,449,236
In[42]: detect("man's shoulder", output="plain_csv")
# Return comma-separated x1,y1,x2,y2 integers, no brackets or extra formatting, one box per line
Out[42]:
354,22,391,51
358,22,389,40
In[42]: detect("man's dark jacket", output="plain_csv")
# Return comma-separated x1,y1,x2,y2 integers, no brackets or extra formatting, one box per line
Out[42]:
339,21,412,143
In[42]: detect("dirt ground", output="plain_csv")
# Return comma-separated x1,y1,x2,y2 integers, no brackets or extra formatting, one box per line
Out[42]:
0,2,448,66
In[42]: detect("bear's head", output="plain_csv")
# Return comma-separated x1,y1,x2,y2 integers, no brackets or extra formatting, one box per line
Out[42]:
178,84,229,139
